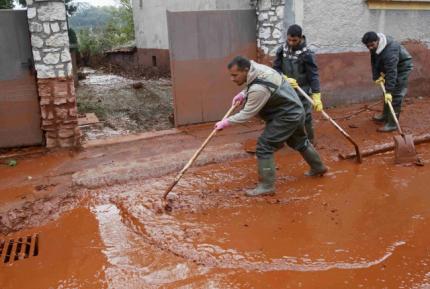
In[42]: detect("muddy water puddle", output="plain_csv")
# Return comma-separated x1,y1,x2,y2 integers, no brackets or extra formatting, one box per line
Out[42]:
2,146,430,288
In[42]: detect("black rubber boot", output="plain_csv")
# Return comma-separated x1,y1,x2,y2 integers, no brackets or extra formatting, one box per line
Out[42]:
300,144,327,177
245,157,275,197
305,122,315,144
372,104,388,123
377,108,399,133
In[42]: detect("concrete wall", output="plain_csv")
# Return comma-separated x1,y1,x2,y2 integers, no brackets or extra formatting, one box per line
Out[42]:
254,0,430,105
132,0,252,50
294,0,430,53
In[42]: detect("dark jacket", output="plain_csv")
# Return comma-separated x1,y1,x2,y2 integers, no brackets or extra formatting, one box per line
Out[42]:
247,78,304,123
273,37,321,93
371,36,413,93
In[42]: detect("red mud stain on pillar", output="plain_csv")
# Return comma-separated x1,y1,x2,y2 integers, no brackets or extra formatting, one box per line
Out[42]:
38,77,81,148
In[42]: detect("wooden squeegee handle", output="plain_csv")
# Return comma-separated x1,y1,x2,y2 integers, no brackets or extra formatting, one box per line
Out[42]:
296,86,362,163
163,103,238,200
379,83,403,136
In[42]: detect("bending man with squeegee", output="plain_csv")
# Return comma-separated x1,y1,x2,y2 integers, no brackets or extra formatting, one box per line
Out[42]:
361,31,413,132
214,56,327,197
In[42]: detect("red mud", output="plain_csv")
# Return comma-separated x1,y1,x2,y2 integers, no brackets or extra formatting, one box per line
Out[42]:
1,97,430,288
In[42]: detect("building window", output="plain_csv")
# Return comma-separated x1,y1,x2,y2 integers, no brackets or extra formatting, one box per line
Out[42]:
152,56,157,67
139,0,143,9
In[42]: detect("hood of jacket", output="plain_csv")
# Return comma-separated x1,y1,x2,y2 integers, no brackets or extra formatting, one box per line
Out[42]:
246,60,282,88
376,33,394,55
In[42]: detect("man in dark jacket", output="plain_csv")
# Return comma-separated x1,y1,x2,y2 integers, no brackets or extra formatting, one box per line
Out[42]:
273,24,322,143
215,56,327,197
362,31,413,132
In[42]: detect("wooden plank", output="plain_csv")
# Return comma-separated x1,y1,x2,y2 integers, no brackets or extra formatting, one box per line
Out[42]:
78,113,100,126
340,133,430,159
368,1,430,10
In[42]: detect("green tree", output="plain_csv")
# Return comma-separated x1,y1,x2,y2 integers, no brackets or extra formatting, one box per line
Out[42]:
0,0,14,9
77,0,135,62
104,0,134,47
69,4,114,30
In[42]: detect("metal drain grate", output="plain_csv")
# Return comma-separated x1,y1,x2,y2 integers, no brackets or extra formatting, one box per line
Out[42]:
0,234,39,264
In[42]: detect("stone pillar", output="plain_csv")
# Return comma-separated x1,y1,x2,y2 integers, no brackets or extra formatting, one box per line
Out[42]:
26,0,80,148
251,0,285,65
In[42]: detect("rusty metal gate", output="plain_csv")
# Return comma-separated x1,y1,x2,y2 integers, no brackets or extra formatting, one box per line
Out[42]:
0,10,43,148
167,9,257,126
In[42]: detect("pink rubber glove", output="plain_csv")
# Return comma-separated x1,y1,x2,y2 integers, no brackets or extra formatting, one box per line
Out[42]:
232,91,245,106
215,118,230,131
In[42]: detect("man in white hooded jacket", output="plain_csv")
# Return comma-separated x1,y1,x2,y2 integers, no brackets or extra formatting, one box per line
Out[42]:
362,31,413,132
215,56,327,197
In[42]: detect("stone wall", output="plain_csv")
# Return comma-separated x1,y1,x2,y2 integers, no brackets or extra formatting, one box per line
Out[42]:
26,0,80,148
251,0,285,64
299,0,430,53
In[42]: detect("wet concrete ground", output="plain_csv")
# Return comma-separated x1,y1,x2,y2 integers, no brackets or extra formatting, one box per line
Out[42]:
1,97,430,288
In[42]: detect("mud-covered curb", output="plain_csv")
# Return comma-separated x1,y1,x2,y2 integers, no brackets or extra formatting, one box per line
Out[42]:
72,143,251,189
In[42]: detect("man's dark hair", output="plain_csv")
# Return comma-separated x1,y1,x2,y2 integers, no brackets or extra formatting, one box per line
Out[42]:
362,31,379,45
228,56,251,70
287,24,302,37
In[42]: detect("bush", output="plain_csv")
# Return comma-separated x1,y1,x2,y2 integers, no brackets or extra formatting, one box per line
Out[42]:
68,28,78,45
76,0,134,65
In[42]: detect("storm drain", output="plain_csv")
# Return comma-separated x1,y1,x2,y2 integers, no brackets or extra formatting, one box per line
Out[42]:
0,234,39,264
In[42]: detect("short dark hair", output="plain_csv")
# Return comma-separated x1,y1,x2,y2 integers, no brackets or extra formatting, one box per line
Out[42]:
228,56,251,71
287,24,302,37
362,31,379,45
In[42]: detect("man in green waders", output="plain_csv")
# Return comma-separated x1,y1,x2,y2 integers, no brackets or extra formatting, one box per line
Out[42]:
273,24,322,144
215,56,327,197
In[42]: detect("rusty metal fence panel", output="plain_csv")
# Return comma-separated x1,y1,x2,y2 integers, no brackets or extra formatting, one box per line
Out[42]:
0,10,43,148
167,9,257,126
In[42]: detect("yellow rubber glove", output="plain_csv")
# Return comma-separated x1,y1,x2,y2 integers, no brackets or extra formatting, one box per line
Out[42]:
311,93,323,112
384,92,392,104
283,75,298,89
375,73,385,85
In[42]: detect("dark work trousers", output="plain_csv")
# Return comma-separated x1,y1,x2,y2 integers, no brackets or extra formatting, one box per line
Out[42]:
256,114,310,159
299,86,314,142
383,71,410,117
